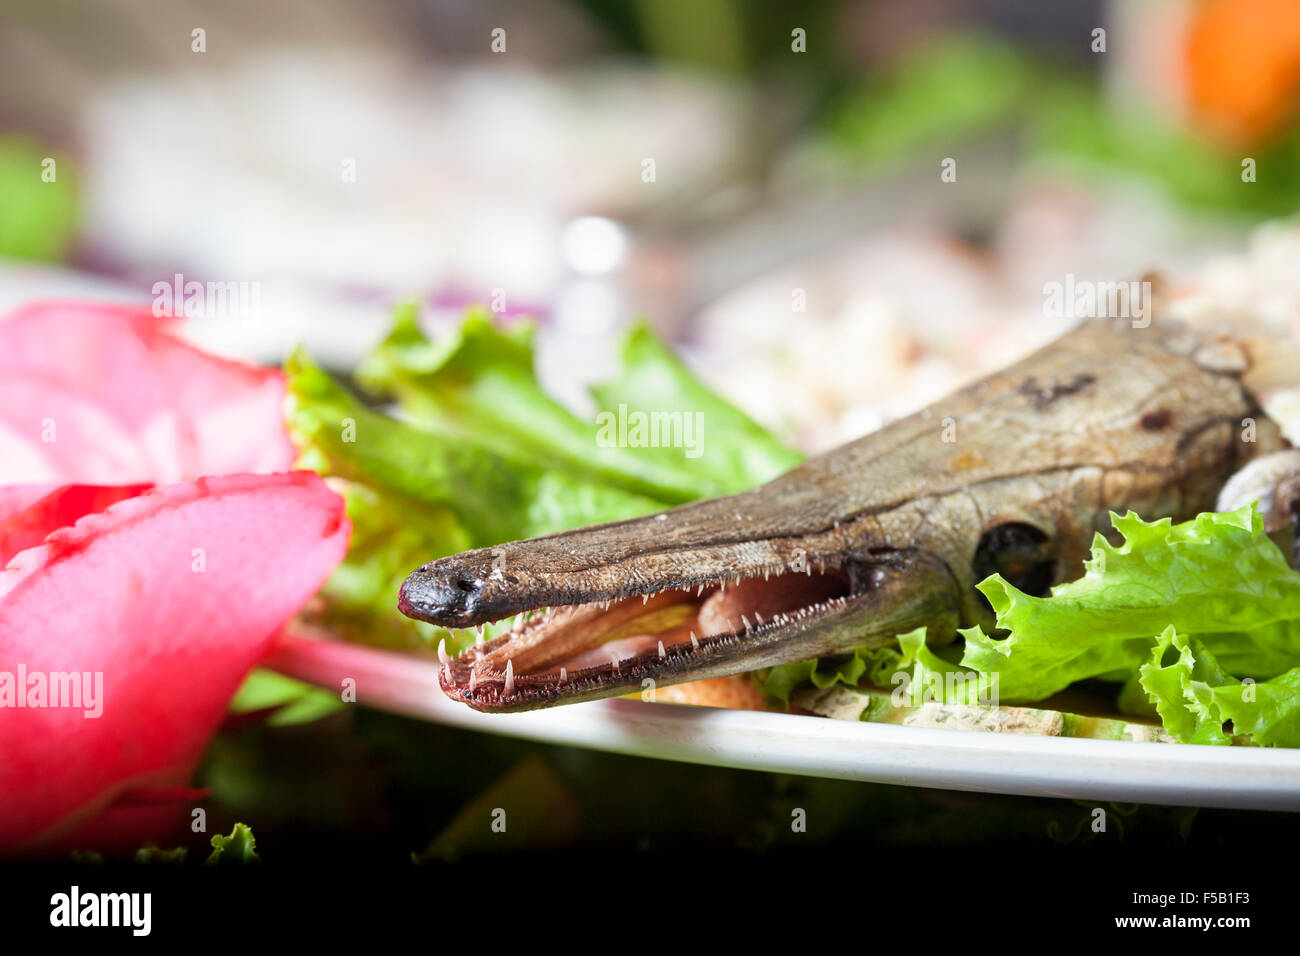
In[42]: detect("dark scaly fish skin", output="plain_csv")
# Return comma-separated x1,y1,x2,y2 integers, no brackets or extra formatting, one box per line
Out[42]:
401,316,1285,712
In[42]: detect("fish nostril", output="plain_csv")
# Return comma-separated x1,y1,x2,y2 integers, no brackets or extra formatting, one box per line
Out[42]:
454,575,480,593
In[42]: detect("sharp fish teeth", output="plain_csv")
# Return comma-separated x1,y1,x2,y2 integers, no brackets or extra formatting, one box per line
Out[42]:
690,631,699,649
643,594,649,605
657,641,666,659
469,667,478,692
559,667,567,684
504,659,515,696
437,638,449,666
741,615,752,631
476,624,485,645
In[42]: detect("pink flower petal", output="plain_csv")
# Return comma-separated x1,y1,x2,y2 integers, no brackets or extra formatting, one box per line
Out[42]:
0,471,349,852
0,300,295,483
0,374,154,485
0,483,153,566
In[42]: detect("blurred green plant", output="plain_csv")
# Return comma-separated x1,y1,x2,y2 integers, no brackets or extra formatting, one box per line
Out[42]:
825,35,1033,167
1030,83,1300,217
822,31,1300,217
0,136,77,262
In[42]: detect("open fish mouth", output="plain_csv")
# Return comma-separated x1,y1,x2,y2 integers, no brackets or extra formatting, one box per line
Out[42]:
399,521,962,712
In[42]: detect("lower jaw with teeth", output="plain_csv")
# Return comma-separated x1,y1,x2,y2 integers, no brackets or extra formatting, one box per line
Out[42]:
437,568,855,711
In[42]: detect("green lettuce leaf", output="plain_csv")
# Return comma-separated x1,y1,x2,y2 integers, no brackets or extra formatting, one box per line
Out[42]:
133,844,189,865
589,322,803,495
757,627,988,706
206,823,259,865
287,347,663,545
1138,628,1236,745
763,505,1300,745
962,505,1300,701
358,308,798,501
1139,628,1300,747
755,630,916,704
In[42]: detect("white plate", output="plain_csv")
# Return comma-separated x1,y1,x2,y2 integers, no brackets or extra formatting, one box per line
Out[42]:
267,634,1300,812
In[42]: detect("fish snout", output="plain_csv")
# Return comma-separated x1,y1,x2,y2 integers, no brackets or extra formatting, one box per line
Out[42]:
399,559,491,626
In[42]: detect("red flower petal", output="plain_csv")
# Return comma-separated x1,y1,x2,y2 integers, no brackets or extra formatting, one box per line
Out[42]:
0,485,60,523
0,471,349,853
0,300,295,483
0,483,152,566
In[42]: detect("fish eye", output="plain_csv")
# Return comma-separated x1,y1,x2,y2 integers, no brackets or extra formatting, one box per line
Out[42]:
973,522,1055,597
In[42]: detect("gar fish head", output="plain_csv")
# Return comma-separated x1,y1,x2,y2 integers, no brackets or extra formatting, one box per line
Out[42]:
401,316,1280,712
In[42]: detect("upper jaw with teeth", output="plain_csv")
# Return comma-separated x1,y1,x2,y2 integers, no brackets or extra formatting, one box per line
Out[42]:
403,549,916,713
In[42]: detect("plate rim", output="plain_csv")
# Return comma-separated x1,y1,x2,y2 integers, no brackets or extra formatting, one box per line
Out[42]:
267,634,1300,812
